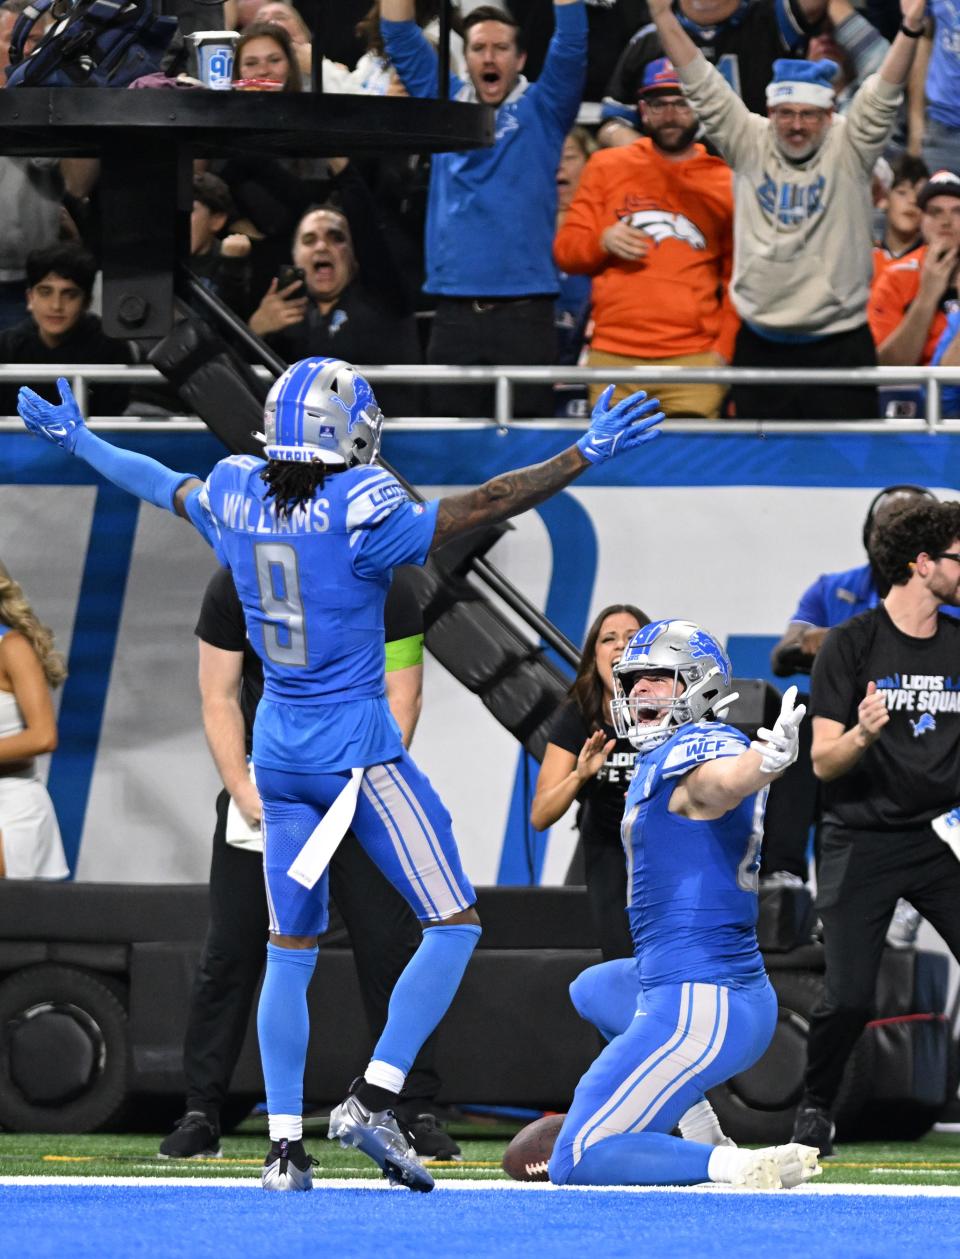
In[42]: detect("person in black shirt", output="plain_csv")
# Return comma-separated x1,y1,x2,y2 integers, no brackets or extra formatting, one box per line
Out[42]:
159,564,459,1163
247,164,422,416
531,603,648,960
794,499,960,1156
0,242,136,418
189,173,254,320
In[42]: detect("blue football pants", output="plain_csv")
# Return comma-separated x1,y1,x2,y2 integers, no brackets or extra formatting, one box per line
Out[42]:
257,750,476,935
550,976,777,1186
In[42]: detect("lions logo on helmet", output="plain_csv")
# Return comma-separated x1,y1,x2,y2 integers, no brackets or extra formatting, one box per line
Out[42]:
610,619,739,750
259,357,383,467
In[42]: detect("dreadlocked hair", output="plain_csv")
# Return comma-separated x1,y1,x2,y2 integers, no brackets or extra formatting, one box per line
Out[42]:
0,571,67,689
260,460,328,518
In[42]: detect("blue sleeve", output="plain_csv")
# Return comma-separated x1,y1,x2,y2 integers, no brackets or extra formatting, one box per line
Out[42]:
790,576,828,626
72,427,195,514
774,0,814,51
182,483,230,566
183,454,260,566
929,308,960,417
380,17,462,99
353,499,439,578
529,2,588,130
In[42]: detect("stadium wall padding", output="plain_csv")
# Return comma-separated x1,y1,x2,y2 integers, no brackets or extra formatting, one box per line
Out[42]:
0,882,950,1126
3,427,959,886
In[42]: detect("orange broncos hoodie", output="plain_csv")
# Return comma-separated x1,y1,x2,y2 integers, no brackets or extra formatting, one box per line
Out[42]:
554,137,738,361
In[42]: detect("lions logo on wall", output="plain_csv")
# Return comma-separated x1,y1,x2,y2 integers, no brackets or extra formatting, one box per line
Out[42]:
623,210,707,250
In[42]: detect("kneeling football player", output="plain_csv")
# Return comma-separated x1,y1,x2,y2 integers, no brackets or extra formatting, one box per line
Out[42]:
548,620,821,1190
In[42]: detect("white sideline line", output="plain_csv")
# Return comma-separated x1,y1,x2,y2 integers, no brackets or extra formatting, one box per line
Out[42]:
3,1176,960,1197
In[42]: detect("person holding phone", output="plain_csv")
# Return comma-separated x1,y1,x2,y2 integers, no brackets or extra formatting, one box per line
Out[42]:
869,169,960,372
247,162,423,414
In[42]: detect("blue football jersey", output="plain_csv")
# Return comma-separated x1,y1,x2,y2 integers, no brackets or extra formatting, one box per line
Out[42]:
622,721,767,988
184,456,438,772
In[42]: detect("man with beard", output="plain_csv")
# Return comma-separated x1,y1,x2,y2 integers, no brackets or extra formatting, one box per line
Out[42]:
763,485,944,890
554,58,735,418
794,498,960,1155
648,0,928,421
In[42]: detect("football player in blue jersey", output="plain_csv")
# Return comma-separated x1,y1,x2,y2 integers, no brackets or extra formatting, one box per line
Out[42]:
547,618,822,1190
17,357,665,1193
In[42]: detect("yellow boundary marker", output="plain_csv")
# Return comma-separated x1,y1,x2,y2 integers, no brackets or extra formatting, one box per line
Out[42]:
40,1154,502,1169
826,1161,960,1171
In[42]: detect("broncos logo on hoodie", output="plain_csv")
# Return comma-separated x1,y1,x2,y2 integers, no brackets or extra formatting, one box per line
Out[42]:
624,210,707,250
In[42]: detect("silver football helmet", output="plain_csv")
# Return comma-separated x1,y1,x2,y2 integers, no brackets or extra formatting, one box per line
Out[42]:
259,356,383,466
611,619,739,750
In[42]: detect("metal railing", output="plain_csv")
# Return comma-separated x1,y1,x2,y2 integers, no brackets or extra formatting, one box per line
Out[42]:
2,362,960,431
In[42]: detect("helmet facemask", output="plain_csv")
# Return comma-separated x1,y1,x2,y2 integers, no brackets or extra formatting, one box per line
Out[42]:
611,620,740,751
611,666,690,750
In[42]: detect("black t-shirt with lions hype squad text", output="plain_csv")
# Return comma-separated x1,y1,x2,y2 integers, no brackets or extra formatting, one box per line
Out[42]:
811,604,960,831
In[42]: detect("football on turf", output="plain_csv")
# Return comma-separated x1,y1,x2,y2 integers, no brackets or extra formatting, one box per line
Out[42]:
501,1113,565,1182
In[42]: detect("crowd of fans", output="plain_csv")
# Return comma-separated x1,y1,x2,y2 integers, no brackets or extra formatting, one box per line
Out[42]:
0,0,958,420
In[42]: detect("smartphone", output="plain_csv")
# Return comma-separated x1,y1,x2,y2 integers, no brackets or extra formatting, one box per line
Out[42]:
276,265,306,300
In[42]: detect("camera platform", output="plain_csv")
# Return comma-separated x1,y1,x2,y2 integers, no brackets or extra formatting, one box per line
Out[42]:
0,88,492,337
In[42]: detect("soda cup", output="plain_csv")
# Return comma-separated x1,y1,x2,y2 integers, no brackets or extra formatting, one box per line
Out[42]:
188,31,239,90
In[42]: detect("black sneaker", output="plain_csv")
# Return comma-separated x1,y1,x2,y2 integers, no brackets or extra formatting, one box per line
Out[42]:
262,1138,317,1192
792,1104,835,1157
158,1111,222,1159
397,1110,463,1163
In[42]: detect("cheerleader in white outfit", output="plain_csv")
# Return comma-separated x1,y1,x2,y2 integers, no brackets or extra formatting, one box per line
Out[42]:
0,569,68,879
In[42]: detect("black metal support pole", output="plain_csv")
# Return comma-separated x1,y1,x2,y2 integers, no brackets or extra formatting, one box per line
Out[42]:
311,0,327,93
100,139,188,340
179,267,287,373
437,0,450,98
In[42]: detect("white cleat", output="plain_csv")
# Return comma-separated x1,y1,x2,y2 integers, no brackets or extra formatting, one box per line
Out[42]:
761,1143,822,1189
726,1148,782,1190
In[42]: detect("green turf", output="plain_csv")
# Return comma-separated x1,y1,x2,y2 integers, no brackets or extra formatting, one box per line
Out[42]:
2,1127,960,1185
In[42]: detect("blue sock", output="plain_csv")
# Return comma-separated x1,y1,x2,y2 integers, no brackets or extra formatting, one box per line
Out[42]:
256,942,318,1117
556,1132,713,1187
371,924,481,1075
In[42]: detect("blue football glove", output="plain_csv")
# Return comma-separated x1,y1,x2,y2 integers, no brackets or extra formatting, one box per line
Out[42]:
18,377,86,453
577,385,665,465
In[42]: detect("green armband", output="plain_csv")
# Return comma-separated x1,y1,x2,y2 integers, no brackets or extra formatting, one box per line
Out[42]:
385,632,424,673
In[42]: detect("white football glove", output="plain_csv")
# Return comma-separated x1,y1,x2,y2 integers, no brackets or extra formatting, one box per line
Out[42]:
750,685,806,775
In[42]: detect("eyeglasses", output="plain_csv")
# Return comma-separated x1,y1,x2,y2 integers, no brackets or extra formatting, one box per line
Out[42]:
935,553,960,562
772,107,826,125
643,96,692,114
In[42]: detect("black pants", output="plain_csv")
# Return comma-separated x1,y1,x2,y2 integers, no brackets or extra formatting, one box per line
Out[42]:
732,323,878,421
427,296,558,419
803,821,960,1109
183,790,440,1116
584,836,634,962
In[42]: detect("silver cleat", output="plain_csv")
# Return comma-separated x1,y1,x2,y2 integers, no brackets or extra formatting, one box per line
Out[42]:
262,1138,315,1192
328,1093,435,1192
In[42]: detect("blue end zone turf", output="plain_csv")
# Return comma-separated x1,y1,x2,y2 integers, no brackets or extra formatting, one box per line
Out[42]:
3,1186,957,1259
